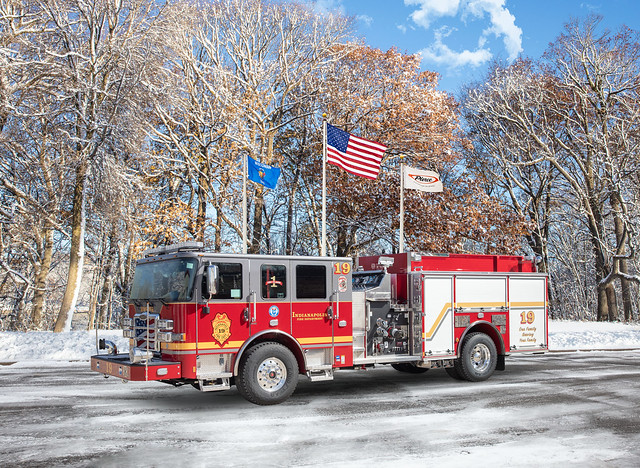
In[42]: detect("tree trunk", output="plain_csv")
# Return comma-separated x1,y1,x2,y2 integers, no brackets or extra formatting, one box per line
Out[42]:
196,173,207,243
99,277,113,329
86,270,101,330
11,286,28,331
123,226,136,288
610,192,633,321
54,161,88,332
619,260,633,322
250,184,264,254
214,207,222,252
605,283,618,322
336,227,347,257
98,225,118,329
31,226,54,329
596,284,609,321
286,163,301,255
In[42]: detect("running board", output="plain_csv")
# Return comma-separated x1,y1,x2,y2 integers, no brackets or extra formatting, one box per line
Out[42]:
197,377,231,392
307,368,334,382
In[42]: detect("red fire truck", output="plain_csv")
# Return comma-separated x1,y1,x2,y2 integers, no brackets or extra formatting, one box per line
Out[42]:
91,242,548,405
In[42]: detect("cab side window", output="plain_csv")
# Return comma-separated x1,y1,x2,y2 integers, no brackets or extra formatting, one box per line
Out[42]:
261,264,286,299
296,264,327,299
203,263,243,300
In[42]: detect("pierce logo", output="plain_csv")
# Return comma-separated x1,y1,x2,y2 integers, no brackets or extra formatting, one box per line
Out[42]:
409,174,439,184
212,313,231,346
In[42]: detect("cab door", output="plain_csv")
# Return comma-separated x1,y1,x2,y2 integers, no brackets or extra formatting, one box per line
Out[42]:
200,259,251,351
288,259,354,368
250,261,291,335
290,260,334,364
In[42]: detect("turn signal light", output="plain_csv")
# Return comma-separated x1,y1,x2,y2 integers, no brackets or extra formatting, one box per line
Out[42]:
157,319,174,330
157,332,173,342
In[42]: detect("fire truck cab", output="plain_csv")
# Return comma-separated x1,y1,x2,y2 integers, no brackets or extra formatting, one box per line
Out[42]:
91,243,548,405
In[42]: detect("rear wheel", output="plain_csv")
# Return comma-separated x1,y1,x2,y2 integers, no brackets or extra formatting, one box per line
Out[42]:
445,366,463,380
391,363,429,374
453,332,497,382
236,342,299,405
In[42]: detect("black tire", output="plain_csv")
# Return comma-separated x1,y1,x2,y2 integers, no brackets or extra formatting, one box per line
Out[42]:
235,342,299,405
453,332,497,382
391,363,429,374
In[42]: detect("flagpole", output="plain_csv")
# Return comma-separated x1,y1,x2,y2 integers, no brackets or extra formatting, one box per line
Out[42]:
321,114,327,256
242,154,247,254
399,155,405,253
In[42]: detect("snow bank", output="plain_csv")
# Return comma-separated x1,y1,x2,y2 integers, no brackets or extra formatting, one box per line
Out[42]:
549,319,640,350
0,320,639,362
0,330,128,362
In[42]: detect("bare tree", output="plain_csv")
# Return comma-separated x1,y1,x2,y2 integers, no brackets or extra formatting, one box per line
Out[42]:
464,17,640,321
32,0,177,331
198,0,351,253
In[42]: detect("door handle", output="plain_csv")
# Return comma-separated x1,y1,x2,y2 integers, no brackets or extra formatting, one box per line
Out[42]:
250,291,257,323
326,306,333,320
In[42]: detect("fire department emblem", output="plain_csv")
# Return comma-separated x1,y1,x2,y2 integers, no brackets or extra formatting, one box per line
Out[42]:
338,275,347,293
212,313,231,346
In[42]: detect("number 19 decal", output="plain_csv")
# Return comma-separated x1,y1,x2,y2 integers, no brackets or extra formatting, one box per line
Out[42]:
520,311,535,324
334,262,351,275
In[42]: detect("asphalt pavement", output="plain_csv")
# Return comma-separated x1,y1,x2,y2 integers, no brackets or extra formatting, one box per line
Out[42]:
1,351,639,467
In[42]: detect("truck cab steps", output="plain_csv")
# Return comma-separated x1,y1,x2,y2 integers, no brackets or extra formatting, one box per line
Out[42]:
307,367,334,382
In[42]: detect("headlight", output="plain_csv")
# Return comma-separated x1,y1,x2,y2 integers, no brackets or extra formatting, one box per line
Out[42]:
130,348,153,364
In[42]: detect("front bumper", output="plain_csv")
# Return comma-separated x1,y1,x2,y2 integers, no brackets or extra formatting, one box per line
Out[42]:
91,354,182,381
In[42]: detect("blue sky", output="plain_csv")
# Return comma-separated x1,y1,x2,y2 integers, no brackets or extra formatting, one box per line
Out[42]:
309,0,640,95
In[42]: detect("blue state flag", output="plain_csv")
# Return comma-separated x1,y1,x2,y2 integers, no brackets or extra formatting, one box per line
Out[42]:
247,156,281,189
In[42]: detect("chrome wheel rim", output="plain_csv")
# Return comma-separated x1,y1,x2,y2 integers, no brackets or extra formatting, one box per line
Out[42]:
257,357,287,392
470,343,491,373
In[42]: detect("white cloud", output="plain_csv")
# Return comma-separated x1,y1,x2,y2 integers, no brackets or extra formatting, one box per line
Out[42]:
311,0,345,15
397,24,408,34
405,0,522,67
580,2,601,12
357,14,374,28
471,0,522,60
405,0,461,28
417,26,492,68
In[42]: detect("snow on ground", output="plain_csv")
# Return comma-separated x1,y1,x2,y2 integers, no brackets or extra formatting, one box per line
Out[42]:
549,319,640,350
0,320,639,362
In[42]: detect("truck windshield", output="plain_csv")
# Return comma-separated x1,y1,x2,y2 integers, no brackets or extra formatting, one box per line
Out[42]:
130,259,198,301
352,271,385,291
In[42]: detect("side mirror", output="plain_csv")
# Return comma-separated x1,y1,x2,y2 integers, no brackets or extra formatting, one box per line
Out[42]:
206,264,219,297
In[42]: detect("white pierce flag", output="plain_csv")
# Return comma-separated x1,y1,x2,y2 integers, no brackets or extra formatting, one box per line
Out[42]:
403,166,443,192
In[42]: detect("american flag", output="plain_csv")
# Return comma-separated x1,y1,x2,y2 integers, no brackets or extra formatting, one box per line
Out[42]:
326,123,387,179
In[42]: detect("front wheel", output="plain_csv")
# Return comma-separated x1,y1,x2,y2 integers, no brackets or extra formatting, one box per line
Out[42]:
236,342,299,405
453,332,497,382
